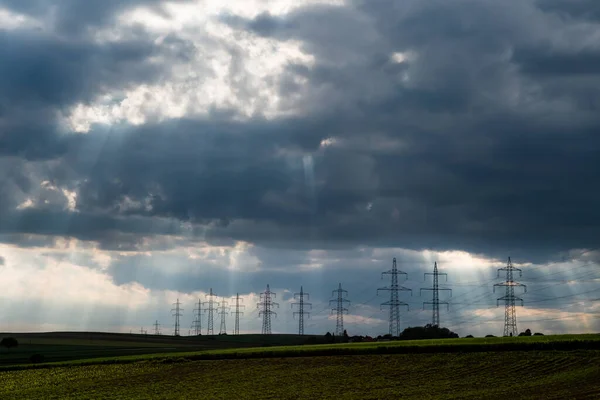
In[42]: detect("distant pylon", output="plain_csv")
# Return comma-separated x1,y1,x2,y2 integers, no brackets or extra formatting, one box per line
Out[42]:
292,286,312,335
203,288,218,335
378,258,411,337
192,299,202,336
421,262,452,327
218,298,230,335
330,283,350,336
153,320,161,335
257,284,279,334
171,299,183,336
231,293,245,335
494,257,527,337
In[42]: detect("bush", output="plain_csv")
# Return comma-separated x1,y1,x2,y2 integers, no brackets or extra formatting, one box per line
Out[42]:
485,335,495,338
533,332,544,336
30,354,45,363
465,335,474,338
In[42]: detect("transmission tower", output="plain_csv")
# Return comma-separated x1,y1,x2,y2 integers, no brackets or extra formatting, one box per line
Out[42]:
421,262,452,327
171,298,183,336
231,293,245,335
203,288,218,335
218,298,230,335
378,258,411,337
330,283,350,336
292,286,312,335
257,284,279,334
494,257,527,337
153,320,161,335
192,299,202,336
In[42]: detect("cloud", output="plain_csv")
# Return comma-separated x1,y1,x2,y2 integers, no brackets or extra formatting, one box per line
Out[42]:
1,0,600,335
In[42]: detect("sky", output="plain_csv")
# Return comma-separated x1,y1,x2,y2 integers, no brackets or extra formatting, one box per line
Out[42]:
1,0,600,338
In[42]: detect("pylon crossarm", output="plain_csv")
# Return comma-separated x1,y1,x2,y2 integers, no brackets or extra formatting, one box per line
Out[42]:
377,287,390,295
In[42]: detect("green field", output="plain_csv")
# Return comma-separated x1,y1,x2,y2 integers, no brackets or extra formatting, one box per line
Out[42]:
1,333,600,399
0,331,315,366
1,351,599,399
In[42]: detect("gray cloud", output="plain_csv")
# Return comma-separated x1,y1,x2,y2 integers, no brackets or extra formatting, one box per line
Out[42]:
0,0,192,34
2,0,600,265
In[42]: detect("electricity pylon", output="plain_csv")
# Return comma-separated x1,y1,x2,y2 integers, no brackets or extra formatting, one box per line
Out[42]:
231,293,245,335
192,299,202,336
218,298,230,335
153,320,161,335
257,284,279,334
330,283,350,336
203,288,218,335
421,262,452,327
171,299,183,336
494,257,527,337
292,286,312,335
378,258,411,337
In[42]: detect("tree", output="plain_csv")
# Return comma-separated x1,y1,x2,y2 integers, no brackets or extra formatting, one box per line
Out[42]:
342,330,349,343
1,337,18,350
399,324,459,340
465,335,474,338
518,329,532,337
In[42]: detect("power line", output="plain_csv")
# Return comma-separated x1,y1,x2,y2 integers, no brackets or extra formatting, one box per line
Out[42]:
257,284,279,334
218,298,230,335
330,283,351,336
192,299,202,336
203,288,218,335
171,298,183,337
494,257,527,337
421,262,452,327
292,286,312,335
231,293,245,335
377,257,411,336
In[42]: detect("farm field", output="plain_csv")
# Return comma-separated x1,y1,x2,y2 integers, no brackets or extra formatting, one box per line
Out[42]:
1,351,599,399
0,332,316,366
1,333,599,370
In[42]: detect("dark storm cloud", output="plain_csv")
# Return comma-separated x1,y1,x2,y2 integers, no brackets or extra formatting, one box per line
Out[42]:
0,0,192,34
537,0,600,21
3,0,600,265
0,28,178,160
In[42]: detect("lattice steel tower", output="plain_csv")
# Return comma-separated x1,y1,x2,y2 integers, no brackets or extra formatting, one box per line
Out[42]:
378,258,411,336
218,298,230,335
494,257,527,337
192,299,202,335
330,283,350,336
153,320,161,335
292,286,312,335
171,298,183,336
421,262,452,327
203,288,218,335
231,293,245,335
258,284,279,334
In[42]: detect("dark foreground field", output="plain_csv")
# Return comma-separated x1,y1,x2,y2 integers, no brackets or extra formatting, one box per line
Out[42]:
0,332,314,366
1,351,599,399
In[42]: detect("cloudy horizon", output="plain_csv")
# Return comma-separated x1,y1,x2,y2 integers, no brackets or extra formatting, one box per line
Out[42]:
1,0,600,337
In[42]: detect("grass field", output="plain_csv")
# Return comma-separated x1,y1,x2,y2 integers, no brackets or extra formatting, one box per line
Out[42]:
1,333,599,399
1,332,599,370
0,331,316,366
1,351,599,399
